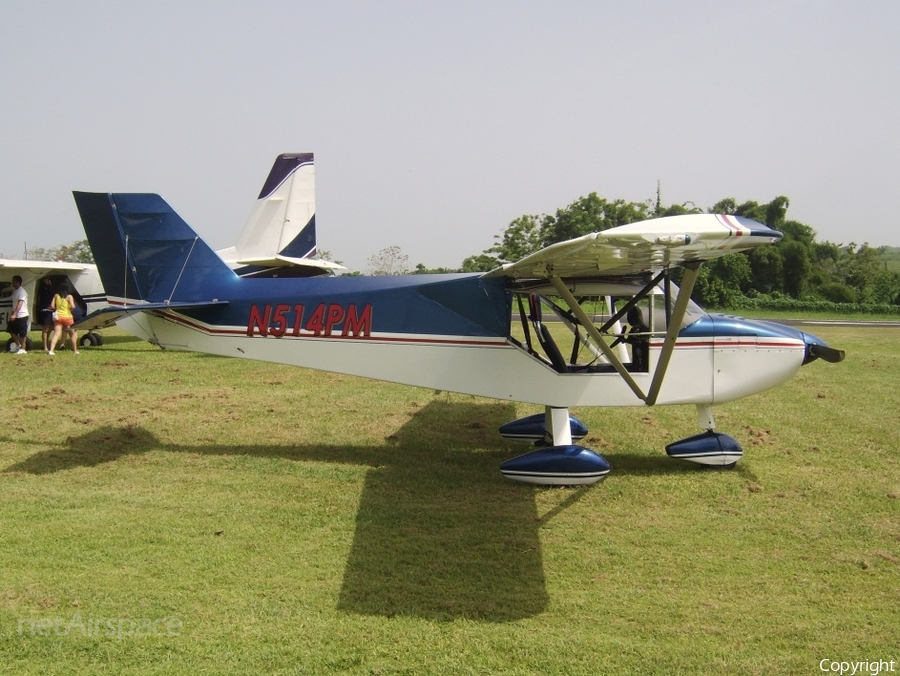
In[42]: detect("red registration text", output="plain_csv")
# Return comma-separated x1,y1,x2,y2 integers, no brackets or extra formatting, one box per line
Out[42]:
247,303,373,338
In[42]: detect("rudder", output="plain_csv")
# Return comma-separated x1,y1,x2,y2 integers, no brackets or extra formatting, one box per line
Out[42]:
74,192,237,304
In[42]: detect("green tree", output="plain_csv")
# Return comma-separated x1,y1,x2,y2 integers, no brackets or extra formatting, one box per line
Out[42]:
460,254,499,272
871,270,900,304
25,239,95,263
817,282,857,303
413,263,459,274
693,253,753,307
747,246,784,294
838,243,882,302
487,214,543,264
539,193,650,246
781,240,811,297
779,219,816,247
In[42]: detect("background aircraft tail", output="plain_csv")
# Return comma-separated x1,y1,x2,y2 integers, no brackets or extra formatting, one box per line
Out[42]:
217,153,317,270
73,192,237,304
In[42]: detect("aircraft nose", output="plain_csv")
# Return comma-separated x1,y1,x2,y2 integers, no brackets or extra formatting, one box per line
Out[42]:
801,331,845,365
705,314,845,366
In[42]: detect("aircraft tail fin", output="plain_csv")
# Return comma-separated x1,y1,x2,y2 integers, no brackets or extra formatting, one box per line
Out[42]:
73,192,237,304
220,153,317,269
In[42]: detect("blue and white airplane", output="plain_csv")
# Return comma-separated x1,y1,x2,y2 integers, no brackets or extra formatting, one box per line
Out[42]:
73,184,843,485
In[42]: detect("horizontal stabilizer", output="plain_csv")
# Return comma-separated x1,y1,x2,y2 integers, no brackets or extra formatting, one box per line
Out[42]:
75,300,230,330
73,308,127,331
234,254,345,271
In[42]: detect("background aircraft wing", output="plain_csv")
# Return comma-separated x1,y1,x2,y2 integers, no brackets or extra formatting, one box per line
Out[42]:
484,214,782,280
0,260,94,274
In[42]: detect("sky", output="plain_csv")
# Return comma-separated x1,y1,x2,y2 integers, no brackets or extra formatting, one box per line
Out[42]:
2,1,898,272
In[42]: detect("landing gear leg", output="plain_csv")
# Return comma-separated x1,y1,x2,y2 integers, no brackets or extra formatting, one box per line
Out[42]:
697,404,715,431
545,406,573,446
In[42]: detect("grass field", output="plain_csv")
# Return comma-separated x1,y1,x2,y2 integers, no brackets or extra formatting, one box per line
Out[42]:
1,326,898,674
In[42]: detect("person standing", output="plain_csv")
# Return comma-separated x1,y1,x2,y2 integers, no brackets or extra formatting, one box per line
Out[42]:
48,283,79,356
8,275,29,354
37,277,55,352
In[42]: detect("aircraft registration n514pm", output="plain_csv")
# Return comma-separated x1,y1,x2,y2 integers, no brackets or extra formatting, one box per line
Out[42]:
73,190,843,485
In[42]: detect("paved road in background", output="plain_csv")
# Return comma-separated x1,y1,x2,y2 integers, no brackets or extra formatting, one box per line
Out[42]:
762,318,900,328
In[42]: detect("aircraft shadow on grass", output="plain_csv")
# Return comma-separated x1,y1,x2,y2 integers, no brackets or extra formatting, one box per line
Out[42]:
5,401,538,621
4,400,735,622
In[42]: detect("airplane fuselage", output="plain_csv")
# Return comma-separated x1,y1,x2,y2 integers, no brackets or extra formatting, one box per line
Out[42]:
114,272,811,409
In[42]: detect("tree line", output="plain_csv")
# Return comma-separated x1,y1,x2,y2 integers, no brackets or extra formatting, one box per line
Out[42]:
15,192,900,312
410,192,900,311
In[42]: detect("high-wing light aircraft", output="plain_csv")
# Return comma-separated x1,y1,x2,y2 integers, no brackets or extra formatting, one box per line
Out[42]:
3,153,340,350
73,188,844,485
0,260,106,350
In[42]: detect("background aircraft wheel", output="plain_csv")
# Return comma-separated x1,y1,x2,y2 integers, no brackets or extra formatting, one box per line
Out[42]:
93,333,104,346
80,334,98,348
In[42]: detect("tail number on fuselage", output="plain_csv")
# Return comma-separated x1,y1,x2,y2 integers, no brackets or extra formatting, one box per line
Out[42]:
247,303,373,338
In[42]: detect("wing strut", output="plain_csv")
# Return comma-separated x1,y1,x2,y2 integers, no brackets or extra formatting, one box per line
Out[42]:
548,276,647,403
645,262,702,406
548,262,703,407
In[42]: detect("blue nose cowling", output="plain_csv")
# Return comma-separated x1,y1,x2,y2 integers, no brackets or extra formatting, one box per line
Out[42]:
698,315,845,366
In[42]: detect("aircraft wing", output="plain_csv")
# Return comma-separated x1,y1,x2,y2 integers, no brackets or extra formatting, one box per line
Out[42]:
0,259,94,273
74,308,127,331
484,214,782,280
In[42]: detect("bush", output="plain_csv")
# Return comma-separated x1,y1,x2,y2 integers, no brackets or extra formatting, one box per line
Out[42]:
718,294,900,316
816,283,858,304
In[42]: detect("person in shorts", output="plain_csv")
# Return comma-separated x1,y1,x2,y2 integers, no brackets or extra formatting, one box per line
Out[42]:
8,275,29,354
48,283,79,355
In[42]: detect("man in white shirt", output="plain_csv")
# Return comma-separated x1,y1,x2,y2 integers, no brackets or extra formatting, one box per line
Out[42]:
9,275,29,354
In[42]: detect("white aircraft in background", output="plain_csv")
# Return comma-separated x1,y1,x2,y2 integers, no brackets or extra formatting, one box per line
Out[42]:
2,153,340,350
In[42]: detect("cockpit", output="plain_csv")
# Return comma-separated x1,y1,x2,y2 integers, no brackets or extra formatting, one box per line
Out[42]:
508,280,707,374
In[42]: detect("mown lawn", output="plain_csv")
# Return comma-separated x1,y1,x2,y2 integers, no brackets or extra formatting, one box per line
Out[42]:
1,326,897,674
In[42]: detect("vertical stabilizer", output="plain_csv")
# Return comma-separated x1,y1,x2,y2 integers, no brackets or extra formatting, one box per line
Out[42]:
223,153,317,266
73,192,237,304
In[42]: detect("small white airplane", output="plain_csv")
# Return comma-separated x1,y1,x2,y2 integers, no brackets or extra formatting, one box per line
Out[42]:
2,153,341,350
0,261,107,350
73,180,844,485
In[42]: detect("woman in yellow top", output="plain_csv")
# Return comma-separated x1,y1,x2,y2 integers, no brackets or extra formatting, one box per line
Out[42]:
48,282,79,356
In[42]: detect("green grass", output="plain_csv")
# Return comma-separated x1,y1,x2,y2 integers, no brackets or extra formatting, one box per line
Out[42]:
1,327,898,674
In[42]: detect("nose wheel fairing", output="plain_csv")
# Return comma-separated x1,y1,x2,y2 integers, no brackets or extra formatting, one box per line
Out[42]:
665,430,743,468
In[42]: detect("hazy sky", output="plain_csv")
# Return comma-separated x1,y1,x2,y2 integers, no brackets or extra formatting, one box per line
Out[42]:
2,1,898,271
